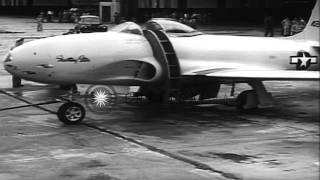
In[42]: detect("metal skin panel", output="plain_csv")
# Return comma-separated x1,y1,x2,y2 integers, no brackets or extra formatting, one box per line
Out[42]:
4,32,163,85
171,34,319,75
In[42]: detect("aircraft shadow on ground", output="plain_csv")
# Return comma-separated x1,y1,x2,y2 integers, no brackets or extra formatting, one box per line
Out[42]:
2,84,317,139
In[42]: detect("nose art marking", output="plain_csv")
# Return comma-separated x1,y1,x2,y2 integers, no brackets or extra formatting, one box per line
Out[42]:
37,64,55,68
23,71,37,75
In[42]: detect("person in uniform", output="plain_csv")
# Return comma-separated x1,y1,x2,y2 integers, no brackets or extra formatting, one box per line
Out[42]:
296,17,306,33
264,14,274,37
281,17,291,36
36,12,44,32
290,18,299,35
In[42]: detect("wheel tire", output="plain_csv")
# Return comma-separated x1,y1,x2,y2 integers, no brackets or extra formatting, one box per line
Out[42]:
236,90,258,111
57,102,85,125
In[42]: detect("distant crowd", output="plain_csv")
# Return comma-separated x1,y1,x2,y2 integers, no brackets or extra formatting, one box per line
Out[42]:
35,9,307,37
264,15,306,37
36,9,88,32
36,8,87,24
281,17,306,36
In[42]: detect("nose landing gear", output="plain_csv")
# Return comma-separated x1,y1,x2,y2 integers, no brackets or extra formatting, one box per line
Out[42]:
57,102,85,125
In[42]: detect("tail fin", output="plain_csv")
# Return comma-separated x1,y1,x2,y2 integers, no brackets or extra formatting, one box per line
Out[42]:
292,0,319,42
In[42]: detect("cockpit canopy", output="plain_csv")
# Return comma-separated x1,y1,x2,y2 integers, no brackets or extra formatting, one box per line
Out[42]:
109,19,203,36
145,19,194,33
145,19,203,36
109,22,143,35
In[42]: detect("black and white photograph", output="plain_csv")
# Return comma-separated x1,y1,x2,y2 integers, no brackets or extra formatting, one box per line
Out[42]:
0,0,319,179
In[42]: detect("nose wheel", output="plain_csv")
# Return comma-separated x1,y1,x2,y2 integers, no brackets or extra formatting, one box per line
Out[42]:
57,102,86,125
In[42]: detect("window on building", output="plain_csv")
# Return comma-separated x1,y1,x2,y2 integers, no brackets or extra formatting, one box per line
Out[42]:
138,0,178,8
226,0,242,8
1,0,28,6
187,0,218,8
264,0,282,8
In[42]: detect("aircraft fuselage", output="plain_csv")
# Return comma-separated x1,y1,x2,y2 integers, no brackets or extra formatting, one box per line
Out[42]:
4,31,319,85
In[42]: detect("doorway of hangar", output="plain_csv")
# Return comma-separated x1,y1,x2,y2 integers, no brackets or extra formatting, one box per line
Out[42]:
99,1,120,23
102,6,111,22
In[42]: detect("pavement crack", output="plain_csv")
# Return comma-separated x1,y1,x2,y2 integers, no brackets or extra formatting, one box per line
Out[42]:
0,89,57,114
83,122,242,180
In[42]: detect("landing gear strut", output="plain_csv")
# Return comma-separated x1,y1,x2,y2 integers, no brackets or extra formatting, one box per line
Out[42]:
236,90,258,110
57,102,85,125
236,81,274,111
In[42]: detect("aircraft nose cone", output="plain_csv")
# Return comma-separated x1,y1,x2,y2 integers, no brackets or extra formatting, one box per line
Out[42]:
3,52,16,74
3,49,25,77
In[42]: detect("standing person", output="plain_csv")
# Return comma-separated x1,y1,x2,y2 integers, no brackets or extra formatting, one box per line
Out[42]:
36,12,44,32
182,13,190,26
114,12,120,24
47,10,53,22
264,14,274,37
170,12,177,20
291,17,299,35
298,17,306,27
297,17,306,33
281,17,291,36
190,13,198,29
58,11,63,23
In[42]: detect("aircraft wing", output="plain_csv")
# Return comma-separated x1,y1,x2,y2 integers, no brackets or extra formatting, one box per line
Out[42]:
187,69,320,81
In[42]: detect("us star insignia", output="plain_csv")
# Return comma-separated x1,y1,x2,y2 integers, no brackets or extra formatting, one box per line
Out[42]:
290,51,318,70
311,20,320,27
93,90,109,107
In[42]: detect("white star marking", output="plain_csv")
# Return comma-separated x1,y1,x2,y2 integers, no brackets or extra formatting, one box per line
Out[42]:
291,52,318,70
93,90,109,107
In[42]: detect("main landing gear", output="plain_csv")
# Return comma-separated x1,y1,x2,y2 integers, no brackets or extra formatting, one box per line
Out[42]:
55,81,274,124
236,81,274,111
236,90,259,110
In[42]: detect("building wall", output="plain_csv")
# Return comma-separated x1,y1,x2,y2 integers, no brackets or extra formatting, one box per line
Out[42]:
0,0,28,6
0,0,316,23
0,0,116,15
187,0,218,8
0,0,114,6
134,0,316,23
73,0,112,6
33,0,69,6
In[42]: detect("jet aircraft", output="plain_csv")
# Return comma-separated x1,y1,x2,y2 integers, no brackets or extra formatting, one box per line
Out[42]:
3,0,319,124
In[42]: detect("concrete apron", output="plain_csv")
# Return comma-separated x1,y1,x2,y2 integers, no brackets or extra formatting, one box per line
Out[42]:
0,75,318,180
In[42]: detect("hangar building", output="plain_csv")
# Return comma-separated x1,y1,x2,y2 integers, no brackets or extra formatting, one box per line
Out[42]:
0,0,316,23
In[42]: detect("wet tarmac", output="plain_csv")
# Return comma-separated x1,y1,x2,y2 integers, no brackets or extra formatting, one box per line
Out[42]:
0,16,319,180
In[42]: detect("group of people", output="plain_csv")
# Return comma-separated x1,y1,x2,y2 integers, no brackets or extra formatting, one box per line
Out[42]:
264,15,306,37
36,9,87,32
178,13,199,29
281,17,306,36
36,10,59,32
